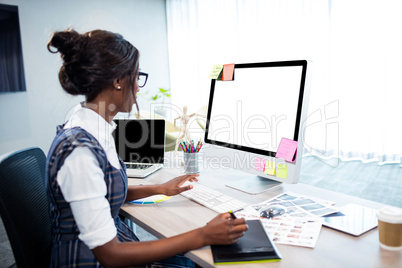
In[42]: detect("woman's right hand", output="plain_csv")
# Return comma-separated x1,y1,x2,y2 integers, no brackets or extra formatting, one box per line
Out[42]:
201,213,248,245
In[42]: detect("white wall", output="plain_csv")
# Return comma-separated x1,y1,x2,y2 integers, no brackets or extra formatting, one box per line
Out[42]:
0,0,170,155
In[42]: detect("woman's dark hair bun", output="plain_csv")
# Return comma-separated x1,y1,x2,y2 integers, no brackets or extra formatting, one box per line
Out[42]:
48,29,87,64
48,28,139,102
47,29,90,96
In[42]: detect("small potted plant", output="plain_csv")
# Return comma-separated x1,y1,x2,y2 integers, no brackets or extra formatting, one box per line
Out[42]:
151,88,171,104
150,88,171,118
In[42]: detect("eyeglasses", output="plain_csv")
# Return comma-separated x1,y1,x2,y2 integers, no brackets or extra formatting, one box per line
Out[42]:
138,72,148,88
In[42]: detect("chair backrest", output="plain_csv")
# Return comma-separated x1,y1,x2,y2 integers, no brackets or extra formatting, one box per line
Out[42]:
0,147,51,268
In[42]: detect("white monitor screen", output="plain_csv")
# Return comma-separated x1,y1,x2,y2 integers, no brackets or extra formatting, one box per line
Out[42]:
205,61,307,157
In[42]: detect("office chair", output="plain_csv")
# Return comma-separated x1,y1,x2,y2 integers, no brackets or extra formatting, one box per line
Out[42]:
0,147,51,268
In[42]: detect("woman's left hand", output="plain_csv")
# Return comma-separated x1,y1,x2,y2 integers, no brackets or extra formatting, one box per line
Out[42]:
160,174,199,196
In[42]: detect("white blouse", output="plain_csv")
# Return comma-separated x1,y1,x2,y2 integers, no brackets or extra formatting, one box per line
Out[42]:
57,103,122,249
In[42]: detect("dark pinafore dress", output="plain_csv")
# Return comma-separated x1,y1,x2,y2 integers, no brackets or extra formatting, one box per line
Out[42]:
46,125,195,268
46,126,139,267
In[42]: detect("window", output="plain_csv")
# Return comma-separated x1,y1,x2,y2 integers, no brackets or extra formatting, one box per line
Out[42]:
0,4,26,93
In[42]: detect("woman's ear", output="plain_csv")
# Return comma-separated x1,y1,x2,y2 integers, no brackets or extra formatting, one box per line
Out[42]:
113,79,121,91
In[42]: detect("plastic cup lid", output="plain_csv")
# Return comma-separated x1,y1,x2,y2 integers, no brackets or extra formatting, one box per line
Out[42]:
377,206,402,224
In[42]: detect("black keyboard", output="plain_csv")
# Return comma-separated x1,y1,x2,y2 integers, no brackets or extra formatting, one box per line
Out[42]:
126,163,152,170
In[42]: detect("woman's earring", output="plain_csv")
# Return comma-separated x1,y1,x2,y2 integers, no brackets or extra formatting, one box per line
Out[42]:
117,86,121,90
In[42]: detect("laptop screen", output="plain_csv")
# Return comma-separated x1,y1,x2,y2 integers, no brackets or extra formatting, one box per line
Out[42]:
113,119,165,164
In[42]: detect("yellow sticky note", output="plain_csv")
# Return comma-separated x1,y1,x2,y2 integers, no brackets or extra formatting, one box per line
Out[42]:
276,163,288,179
264,160,276,175
209,65,223,79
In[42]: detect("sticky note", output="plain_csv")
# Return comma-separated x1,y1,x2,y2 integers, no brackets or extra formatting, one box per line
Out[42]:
255,157,266,172
275,137,298,163
209,65,223,80
276,163,288,179
222,63,235,81
264,160,276,175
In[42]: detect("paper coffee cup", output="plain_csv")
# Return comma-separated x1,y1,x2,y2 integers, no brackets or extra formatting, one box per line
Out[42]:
376,206,402,251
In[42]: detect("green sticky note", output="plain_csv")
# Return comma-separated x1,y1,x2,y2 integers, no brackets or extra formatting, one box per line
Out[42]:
209,65,223,80
276,163,288,179
264,160,276,175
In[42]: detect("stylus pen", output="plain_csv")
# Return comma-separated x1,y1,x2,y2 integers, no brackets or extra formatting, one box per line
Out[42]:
229,210,237,219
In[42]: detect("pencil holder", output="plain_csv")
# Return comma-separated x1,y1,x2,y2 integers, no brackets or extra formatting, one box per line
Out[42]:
183,153,200,174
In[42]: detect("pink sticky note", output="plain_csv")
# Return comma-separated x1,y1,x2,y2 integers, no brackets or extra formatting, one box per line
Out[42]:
275,138,298,163
255,157,266,172
222,63,235,81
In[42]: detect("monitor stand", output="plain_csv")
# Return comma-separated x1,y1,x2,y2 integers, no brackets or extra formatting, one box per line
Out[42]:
226,176,282,195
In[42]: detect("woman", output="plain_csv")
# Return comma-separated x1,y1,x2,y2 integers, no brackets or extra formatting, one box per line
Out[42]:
46,28,248,267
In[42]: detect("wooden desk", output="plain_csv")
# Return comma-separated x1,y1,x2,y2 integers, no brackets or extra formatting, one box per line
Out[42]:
120,154,402,268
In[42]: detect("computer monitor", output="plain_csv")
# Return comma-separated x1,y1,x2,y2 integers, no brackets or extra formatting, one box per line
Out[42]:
204,60,312,194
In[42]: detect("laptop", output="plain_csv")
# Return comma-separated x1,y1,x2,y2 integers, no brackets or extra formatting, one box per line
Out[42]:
113,119,165,178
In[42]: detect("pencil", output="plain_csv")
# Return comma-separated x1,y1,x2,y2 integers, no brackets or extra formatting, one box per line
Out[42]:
181,142,187,153
197,142,203,152
229,210,237,219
